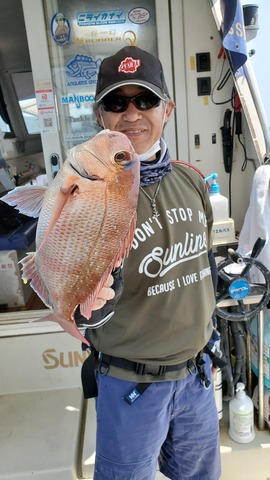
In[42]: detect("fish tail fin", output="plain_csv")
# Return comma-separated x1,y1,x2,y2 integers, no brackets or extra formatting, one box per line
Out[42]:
19,253,52,308
42,312,90,346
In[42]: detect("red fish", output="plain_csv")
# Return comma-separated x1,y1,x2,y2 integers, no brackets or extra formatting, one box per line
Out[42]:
2,130,139,345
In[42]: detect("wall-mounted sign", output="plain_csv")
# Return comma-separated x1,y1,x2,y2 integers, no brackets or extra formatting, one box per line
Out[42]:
77,10,126,26
35,80,58,134
61,93,95,108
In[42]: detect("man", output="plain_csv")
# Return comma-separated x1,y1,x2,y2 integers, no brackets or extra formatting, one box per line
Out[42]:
76,46,221,480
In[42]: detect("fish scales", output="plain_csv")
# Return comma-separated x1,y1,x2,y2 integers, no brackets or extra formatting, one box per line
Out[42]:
36,175,132,309
2,130,139,345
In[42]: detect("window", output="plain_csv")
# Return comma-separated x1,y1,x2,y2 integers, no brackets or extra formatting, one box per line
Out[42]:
0,115,11,134
11,72,40,135
0,83,13,135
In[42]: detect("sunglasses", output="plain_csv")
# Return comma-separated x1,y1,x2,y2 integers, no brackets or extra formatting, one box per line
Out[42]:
101,91,161,113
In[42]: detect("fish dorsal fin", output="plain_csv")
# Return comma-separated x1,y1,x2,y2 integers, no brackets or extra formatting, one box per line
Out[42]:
1,186,48,217
19,252,53,308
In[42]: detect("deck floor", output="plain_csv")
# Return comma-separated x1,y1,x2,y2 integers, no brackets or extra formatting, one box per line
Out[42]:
81,398,270,480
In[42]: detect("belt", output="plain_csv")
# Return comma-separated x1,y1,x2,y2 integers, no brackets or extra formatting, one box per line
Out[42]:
95,351,196,377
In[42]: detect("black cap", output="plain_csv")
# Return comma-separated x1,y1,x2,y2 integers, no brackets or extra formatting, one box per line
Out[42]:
95,46,170,102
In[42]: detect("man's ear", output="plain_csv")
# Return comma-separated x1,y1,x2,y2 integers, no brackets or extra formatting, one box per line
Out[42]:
95,107,106,130
165,99,176,123
96,109,104,128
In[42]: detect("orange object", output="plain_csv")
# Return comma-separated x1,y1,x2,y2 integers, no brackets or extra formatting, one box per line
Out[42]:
217,46,226,59
2,130,139,345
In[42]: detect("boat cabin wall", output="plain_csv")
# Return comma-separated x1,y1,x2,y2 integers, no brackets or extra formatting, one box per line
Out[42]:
0,0,258,232
172,0,256,233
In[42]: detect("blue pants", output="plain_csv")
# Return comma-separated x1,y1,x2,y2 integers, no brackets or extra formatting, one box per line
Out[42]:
94,355,221,480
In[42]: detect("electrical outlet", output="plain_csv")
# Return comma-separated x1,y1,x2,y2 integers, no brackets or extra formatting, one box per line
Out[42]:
196,52,211,72
197,77,211,96
194,134,200,147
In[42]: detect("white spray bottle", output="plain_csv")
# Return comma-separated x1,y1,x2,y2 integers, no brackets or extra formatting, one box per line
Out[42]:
204,173,235,244
204,173,229,222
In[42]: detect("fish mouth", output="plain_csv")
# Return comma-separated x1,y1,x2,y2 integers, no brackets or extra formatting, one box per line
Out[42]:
70,163,103,181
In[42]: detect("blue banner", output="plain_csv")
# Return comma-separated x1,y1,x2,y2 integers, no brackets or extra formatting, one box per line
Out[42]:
222,0,248,73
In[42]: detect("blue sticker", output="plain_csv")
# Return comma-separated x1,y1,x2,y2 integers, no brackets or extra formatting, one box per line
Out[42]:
77,10,126,26
61,94,95,109
66,55,102,86
229,278,250,300
51,12,71,46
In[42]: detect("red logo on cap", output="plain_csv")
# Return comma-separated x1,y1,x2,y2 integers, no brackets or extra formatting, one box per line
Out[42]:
118,57,141,73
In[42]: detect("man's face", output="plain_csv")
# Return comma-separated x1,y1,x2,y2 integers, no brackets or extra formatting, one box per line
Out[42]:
97,85,175,158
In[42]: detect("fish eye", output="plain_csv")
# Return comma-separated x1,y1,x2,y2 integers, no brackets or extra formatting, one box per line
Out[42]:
114,151,132,166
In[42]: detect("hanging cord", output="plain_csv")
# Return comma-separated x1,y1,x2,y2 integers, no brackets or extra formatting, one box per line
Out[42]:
217,317,234,401
230,321,247,386
238,135,248,171
232,88,248,171
211,48,234,106
228,108,234,218
213,52,247,176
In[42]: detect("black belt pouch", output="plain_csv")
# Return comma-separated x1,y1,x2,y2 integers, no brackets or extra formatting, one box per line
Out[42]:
81,350,98,399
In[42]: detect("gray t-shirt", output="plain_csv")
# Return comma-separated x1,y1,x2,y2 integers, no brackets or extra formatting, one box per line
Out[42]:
90,162,216,382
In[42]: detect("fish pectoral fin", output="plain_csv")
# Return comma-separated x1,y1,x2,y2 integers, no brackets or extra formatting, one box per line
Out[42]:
19,253,53,308
80,293,95,320
80,269,113,320
1,186,48,217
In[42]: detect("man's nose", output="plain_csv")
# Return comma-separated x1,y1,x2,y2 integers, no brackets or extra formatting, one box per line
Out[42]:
122,101,142,120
